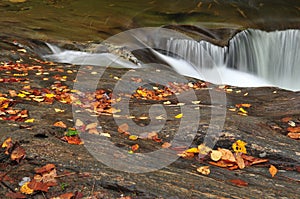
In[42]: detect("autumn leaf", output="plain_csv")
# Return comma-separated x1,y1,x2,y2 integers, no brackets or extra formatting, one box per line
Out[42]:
218,148,236,162
198,144,212,156
228,179,248,187
287,126,300,133
56,192,74,199
269,165,278,177
210,150,222,161
20,182,34,195
129,135,138,141
175,113,183,119
5,192,27,199
35,164,56,174
85,122,97,130
232,140,247,154
2,137,13,154
10,144,26,163
54,121,67,128
235,153,245,169
24,118,34,123
185,147,199,153
162,142,171,148
131,144,139,152
197,166,210,175
118,123,129,133
28,179,50,192
287,132,300,139
63,136,83,145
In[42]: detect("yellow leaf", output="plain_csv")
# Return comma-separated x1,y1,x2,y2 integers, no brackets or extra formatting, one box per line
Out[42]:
25,118,35,123
2,137,12,148
17,93,26,98
54,108,65,113
239,107,248,114
185,147,199,153
45,93,55,98
232,140,247,154
20,90,31,95
129,135,138,141
175,113,183,119
269,165,278,177
20,181,34,195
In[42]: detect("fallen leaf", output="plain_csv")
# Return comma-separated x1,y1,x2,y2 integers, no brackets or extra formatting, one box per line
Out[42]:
10,144,26,163
2,137,13,154
232,140,247,154
24,118,34,123
269,165,278,177
28,179,50,192
131,144,139,152
218,148,236,162
8,90,17,97
210,150,222,161
281,117,292,123
236,103,251,108
162,142,171,148
54,108,65,113
85,122,97,130
208,160,234,168
129,135,138,141
20,182,34,195
35,164,56,174
287,132,300,139
197,166,210,175
185,147,199,153
175,113,183,119
75,119,84,127
54,121,67,128
63,136,83,145
287,126,300,133
235,153,245,169
228,179,248,187
56,192,74,199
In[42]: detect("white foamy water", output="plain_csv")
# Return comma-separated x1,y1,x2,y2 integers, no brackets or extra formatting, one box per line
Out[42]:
43,28,300,91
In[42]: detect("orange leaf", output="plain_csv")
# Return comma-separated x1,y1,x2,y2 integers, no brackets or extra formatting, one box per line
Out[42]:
287,132,300,139
131,144,139,152
208,160,234,168
235,103,251,108
2,137,13,154
228,179,248,187
281,117,292,123
64,136,84,145
269,165,278,177
53,121,67,128
287,126,300,133
197,166,210,175
162,142,171,148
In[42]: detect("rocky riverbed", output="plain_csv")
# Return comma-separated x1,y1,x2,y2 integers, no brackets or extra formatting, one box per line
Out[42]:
0,34,299,198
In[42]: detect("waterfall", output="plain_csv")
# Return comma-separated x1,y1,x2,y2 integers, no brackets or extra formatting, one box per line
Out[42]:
165,29,300,91
43,29,300,91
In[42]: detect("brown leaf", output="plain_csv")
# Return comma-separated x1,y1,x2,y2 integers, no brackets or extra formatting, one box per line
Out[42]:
228,179,248,187
269,165,278,177
35,164,56,174
281,117,293,123
2,137,13,154
208,160,234,168
118,123,129,133
57,192,74,199
5,192,27,199
10,144,26,163
28,179,50,192
197,166,210,175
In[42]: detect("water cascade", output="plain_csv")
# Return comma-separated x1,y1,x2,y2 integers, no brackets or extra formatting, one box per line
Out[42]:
44,29,300,91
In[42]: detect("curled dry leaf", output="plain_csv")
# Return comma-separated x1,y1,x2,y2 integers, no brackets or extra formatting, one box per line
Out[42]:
287,132,300,139
35,164,56,174
287,126,300,133
218,148,236,162
198,144,212,155
197,166,210,175
2,137,13,154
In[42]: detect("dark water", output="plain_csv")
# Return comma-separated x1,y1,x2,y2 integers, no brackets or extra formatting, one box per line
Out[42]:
1,0,299,42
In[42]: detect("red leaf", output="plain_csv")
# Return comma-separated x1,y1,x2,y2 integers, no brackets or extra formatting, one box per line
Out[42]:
35,164,55,174
5,192,27,199
228,179,248,187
